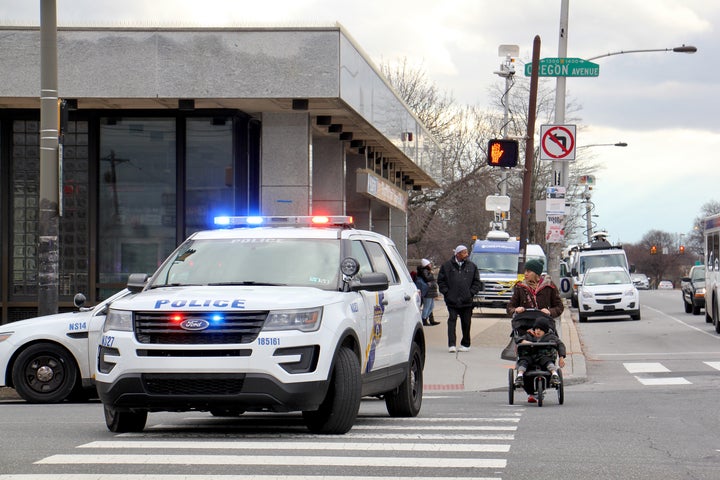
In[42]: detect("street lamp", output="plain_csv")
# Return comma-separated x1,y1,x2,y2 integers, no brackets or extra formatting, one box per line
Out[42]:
577,142,628,149
586,45,697,62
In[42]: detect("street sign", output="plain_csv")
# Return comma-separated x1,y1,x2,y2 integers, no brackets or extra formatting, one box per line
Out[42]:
578,175,596,185
540,124,576,161
524,57,600,77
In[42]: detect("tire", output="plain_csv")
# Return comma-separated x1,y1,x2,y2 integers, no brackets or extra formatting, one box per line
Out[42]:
715,301,720,334
11,343,79,403
571,295,578,308
684,299,692,314
103,404,147,433
631,312,641,321
302,346,361,434
692,303,702,315
578,313,588,323
385,342,423,417
557,369,564,405
535,376,545,407
706,309,713,323
508,368,515,405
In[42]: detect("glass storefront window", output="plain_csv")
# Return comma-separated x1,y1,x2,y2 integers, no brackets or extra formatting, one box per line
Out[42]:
98,118,176,285
186,117,233,235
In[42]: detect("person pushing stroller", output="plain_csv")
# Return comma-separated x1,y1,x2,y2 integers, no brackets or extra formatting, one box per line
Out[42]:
514,316,566,387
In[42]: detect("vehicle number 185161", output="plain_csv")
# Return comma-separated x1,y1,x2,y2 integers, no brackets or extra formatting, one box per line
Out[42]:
257,337,280,346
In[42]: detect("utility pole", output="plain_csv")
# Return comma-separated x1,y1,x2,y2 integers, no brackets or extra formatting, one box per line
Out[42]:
519,35,541,274
39,0,60,315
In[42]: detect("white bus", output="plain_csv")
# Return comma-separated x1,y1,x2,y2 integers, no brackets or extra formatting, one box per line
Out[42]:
703,213,720,334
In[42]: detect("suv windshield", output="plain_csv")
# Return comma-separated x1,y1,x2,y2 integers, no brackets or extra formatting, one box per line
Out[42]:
585,270,631,286
579,253,628,274
151,238,341,289
470,253,517,273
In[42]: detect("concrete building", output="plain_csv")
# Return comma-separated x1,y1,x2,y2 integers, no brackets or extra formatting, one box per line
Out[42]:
0,25,440,323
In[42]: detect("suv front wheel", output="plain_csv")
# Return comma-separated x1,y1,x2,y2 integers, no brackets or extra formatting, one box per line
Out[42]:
302,346,361,434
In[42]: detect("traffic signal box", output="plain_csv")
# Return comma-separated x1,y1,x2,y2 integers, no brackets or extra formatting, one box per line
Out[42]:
650,245,658,255
487,139,519,167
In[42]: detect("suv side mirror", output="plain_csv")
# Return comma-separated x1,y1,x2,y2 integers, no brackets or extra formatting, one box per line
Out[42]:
349,272,389,292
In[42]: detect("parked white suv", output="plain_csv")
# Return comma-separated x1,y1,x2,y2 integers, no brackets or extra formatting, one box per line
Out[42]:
96,216,425,434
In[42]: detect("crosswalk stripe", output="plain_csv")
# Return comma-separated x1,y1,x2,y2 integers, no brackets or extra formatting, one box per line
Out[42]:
2,476,503,480
704,361,720,371
36,454,507,468
623,362,670,373
122,432,516,441
634,376,691,386
351,424,516,431
79,440,511,453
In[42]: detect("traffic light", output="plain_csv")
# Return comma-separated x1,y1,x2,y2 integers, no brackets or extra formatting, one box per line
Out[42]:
650,245,657,255
487,139,519,167
679,245,685,254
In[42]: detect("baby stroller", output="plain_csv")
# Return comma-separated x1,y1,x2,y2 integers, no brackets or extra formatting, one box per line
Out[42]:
507,309,564,407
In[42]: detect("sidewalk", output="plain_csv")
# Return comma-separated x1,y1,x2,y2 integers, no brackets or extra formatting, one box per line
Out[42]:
422,300,586,392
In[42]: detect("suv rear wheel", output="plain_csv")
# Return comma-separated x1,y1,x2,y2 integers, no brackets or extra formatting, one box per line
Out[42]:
385,342,423,417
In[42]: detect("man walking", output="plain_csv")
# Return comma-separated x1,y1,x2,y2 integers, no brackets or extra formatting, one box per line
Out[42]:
437,245,482,353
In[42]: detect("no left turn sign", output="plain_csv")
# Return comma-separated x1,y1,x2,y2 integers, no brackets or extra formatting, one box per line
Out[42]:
540,124,576,160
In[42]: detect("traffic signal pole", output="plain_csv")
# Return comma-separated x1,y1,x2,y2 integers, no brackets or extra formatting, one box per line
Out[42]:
547,0,569,288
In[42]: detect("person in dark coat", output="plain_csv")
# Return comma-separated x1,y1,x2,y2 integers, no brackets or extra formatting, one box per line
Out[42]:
506,258,564,319
437,245,482,353
417,259,440,326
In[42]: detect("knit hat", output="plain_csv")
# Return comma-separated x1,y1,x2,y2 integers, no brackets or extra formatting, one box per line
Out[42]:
525,259,544,276
454,245,468,255
533,317,552,333
421,258,431,267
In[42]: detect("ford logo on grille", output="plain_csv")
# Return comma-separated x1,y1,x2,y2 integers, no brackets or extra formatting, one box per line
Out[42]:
180,319,210,331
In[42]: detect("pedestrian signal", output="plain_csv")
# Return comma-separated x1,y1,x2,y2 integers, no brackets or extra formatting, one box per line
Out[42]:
487,139,519,167
679,245,685,254
650,245,657,255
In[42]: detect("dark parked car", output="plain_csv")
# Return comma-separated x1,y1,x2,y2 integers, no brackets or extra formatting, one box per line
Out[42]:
681,265,705,316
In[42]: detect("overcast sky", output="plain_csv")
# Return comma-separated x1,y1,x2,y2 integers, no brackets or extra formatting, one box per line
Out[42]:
2,0,718,245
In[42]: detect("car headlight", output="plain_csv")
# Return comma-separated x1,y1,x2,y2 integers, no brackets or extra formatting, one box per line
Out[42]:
104,309,133,332
263,307,322,332
696,288,706,296
623,288,636,297
581,290,593,299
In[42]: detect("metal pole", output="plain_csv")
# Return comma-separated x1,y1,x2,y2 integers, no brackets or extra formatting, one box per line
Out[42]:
547,0,569,285
39,0,59,315
584,186,593,243
519,35,541,274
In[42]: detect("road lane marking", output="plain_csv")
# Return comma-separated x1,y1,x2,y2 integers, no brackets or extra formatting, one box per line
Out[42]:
644,305,720,339
123,431,516,441
2,476,503,480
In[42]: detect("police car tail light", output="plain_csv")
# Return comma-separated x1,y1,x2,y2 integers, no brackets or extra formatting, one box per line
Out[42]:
213,215,353,228
104,309,133,332
263,307,322,332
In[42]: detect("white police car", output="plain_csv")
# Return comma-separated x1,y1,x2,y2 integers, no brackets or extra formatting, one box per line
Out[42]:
0,289,130,403
96,216,425,434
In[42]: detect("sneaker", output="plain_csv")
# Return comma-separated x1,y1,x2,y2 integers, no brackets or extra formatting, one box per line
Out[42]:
448,346,457,353
551,373,560,386
527,395,537,403
458,345,470,352
514,375,524,387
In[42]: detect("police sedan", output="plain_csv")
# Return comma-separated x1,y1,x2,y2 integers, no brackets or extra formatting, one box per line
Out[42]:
0,289,130,403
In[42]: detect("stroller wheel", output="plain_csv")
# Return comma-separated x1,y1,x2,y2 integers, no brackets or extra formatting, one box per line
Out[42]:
507,369,515,405
557,369,564,405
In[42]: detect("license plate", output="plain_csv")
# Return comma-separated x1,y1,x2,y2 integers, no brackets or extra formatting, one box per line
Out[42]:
603,305,615,311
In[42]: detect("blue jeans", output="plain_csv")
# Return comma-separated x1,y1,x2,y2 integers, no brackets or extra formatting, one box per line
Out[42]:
422,297,435,321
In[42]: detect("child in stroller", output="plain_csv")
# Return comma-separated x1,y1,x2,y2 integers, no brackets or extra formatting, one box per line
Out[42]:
509,310,566,406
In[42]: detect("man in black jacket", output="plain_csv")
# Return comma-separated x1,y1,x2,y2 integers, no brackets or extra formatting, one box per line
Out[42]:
437,245,482,353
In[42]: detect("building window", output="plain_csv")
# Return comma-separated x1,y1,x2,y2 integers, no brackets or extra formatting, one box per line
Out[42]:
98,118,177,287
186,117,234,235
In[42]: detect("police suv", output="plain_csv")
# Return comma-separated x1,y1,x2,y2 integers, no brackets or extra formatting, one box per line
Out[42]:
96,216,425,434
